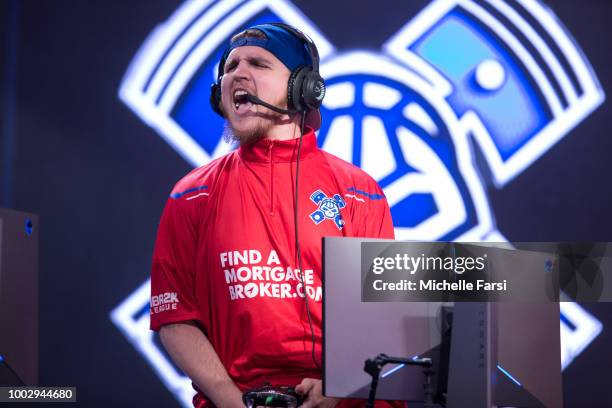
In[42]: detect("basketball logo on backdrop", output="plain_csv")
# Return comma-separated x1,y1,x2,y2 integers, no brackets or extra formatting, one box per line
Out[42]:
112,0,605,406
309,190,346,229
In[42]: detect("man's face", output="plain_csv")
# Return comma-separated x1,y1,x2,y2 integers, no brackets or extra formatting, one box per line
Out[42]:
220,46,291,144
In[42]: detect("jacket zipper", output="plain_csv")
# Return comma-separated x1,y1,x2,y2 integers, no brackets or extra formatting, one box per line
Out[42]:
269,141,274,216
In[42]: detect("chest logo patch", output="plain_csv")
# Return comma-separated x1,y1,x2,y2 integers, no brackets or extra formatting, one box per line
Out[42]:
309,190,346,230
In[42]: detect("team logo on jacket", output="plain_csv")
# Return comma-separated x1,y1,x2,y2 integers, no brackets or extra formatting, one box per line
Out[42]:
113,0,605,406
309,190,346,230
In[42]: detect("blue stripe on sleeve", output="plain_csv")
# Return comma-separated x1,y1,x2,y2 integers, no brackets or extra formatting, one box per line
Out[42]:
170,185,208,199
347,187,384,200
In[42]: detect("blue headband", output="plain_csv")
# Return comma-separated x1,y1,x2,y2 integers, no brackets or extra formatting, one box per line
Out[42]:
226,24,311,72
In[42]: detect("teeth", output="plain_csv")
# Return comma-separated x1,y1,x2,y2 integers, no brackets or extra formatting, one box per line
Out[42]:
233,89,248,99
233,89,250,110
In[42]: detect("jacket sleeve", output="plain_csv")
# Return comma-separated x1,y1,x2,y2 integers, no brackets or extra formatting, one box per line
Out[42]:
150,195,205,332
354,181,395,240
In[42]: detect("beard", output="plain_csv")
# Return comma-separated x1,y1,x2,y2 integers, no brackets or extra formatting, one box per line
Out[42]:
222,119,269,146
223,94,289,145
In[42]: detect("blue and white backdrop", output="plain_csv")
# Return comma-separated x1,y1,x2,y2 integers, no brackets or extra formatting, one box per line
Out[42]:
2,0,611,406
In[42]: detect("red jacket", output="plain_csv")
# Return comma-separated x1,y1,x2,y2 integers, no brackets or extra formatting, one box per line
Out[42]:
151,129,398,407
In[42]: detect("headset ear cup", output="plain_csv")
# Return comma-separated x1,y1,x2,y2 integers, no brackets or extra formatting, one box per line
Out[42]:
303,71,326,109
210,83,225,117
287,67,308,112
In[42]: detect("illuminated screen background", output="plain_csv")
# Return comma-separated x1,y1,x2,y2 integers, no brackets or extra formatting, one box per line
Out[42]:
1,0,612,406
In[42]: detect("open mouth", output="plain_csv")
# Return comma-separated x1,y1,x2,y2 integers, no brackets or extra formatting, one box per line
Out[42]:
233,89,253,114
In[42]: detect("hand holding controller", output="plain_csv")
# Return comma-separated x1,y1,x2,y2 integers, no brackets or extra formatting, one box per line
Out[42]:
243,384,304,408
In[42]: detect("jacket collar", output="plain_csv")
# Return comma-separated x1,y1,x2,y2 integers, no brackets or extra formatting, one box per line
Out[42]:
238,127,318,163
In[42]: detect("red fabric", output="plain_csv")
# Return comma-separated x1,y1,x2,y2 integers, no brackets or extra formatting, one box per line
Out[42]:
151,129,397,407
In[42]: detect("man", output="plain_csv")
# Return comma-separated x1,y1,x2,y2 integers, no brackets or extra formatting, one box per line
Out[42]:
150,23,396,407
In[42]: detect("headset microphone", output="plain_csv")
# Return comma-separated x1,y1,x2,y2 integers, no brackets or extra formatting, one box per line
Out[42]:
245,94,298,115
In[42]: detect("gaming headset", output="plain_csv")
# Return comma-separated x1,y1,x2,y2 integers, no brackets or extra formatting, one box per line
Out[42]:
209,22,326,117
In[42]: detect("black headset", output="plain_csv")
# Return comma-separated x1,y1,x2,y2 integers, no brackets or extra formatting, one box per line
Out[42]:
209,22,326,117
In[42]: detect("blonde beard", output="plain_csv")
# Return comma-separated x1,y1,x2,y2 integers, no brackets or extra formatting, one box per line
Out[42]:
223,96,289,145
223,119,270,145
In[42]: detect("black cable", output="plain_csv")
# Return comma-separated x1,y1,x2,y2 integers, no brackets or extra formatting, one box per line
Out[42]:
294,110,321,371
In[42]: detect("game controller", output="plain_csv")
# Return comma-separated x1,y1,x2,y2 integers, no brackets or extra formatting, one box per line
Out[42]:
242,385,304,408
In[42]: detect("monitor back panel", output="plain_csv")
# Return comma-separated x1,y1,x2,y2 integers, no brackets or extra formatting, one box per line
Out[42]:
0,208,38,385
323,237,442,401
